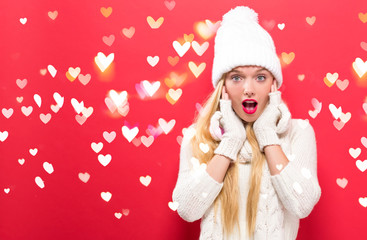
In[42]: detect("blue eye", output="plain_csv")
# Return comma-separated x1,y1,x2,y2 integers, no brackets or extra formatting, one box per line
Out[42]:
257,75,266,81
231,75,241,81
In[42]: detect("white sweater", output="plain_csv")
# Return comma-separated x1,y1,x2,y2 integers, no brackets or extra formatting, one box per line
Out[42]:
172,119,321,239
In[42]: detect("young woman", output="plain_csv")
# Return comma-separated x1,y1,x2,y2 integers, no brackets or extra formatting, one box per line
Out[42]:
172,6,321,240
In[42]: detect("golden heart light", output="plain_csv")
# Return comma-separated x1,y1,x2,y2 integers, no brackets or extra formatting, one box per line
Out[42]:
206,20,221,32
170,72,186,87
358,13,367,23
95,52,114,72
166,88,182,105
147,16,164,29
167,56,179,66
66,67,81,82
306,16,316,25
353,57,367,78
324,72,339,87
298,74,305,81
281,52,295,64
100,7,112,18
188,61,206,78
40,69,47,76
195,21,214,39
48,11,58,20
184,33,194,42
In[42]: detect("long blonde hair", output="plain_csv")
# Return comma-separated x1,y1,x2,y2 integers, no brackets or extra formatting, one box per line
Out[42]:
190,77,266,238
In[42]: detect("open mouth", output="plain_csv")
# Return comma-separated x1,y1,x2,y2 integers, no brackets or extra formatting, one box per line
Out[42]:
242,99,258,114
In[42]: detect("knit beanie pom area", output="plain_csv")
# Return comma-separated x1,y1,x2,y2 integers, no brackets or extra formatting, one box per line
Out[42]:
222,6,258,25
211,6,283,89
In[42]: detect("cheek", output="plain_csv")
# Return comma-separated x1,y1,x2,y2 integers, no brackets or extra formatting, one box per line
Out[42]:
259,96,270,113
224,84,239,99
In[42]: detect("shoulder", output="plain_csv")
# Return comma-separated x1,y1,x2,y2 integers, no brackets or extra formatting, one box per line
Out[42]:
180,123,197,149
287,119,316,142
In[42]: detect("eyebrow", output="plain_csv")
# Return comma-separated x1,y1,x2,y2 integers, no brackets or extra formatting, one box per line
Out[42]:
228,67,268,74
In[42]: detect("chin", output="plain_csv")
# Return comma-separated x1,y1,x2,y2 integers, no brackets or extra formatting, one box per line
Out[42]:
239,114,258,123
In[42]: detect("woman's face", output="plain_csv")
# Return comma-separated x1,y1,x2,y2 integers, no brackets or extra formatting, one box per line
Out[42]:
224,65,275,123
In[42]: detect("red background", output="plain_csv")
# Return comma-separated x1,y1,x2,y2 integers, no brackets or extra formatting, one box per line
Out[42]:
1,0,367,239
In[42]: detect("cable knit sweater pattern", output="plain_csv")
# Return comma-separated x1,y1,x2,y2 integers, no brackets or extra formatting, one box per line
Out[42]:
172,119,321,240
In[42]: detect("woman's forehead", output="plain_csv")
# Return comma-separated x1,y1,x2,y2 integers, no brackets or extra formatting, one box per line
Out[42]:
230,65,269,73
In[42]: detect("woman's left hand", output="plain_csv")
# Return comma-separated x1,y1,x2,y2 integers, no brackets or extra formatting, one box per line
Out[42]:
253,80,291,151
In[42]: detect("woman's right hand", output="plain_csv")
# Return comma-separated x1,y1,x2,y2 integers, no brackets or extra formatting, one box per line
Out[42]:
213,86,246,162
219,87,247,141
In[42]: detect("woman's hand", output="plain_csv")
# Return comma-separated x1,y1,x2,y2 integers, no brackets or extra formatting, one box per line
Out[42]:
212,86,247,162
253,80,291,152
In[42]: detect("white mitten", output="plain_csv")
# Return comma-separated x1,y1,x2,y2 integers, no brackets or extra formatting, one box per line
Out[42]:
213,99,247,162
253,91,291,152
209,111,224,141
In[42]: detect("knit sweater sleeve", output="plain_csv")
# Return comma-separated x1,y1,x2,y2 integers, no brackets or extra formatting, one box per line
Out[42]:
270,119,321,219
172,125,223,222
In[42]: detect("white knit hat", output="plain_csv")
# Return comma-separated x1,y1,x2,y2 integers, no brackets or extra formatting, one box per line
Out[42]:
211,6,283,89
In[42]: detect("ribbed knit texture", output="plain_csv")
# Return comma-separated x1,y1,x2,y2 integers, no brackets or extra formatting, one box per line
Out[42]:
214,137,244,162
172,119,321,239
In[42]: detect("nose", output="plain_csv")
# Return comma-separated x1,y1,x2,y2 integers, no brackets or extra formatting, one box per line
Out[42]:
243,81,254,97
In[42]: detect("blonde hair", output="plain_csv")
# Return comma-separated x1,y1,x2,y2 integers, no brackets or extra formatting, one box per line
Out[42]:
190,77,266,238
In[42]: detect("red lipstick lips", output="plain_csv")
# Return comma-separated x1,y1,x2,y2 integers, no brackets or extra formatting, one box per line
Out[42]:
242,99,258,114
